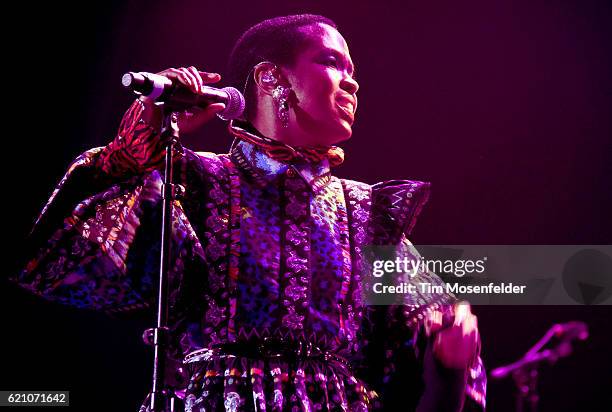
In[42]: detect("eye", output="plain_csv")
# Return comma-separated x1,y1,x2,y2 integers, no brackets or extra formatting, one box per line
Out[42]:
323,56,340,68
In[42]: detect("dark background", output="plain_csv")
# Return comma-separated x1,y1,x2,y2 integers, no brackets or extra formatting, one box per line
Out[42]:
2,1,611,410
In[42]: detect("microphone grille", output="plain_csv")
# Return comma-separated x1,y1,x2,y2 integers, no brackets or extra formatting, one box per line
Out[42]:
217,87,246,120
121,73,134,87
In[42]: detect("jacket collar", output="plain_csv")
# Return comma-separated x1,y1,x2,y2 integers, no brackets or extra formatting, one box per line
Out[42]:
229,122,332,193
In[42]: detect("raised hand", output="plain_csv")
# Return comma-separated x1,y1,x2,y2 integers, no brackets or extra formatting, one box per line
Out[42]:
141,66,227,133
425,302,480,369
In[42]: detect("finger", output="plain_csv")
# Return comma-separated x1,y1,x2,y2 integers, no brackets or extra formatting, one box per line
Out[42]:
165,68,194,89
187,66,204,94
462,313,478,336
453,301,471,327
198,71,222,84
156,67,174,76
206,102,226,114
425,309,443,336
167,68,193,87
157,67,180,80
178,68,198,92
159,68,220,88
177,103,226,132
182,103,225,118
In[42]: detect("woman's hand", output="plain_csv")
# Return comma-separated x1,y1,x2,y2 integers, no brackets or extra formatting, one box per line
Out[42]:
425,302,479,369
140,66,226,133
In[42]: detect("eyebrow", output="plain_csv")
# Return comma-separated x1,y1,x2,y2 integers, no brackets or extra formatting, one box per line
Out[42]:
320,47,356,77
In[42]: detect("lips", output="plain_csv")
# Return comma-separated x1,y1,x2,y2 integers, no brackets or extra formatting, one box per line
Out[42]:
338,101,355,113
336,103,354,123
336,95,356,124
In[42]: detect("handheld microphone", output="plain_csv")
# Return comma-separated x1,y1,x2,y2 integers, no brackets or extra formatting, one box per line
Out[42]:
121,71,245,120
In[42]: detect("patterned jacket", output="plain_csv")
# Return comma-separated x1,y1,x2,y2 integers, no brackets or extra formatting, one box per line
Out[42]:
14,99,486,411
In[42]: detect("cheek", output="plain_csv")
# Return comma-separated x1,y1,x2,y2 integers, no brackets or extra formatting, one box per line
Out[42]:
293,70,337,111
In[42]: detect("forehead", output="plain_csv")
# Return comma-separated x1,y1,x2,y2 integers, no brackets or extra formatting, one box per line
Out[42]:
298,23,351,58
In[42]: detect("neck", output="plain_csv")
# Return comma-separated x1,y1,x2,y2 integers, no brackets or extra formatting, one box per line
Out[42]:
251,106,326,148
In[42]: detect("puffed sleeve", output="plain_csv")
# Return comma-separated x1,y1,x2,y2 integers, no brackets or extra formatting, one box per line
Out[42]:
11,100,203,314
361,180,486,411
12,149,204,313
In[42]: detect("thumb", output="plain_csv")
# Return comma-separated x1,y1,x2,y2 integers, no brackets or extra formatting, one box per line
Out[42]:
206,103,226,114
177,103,227,132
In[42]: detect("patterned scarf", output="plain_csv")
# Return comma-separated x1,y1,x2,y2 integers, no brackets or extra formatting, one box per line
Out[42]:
228,121,345,167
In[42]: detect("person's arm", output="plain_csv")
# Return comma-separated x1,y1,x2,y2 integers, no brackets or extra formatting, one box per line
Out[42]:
97,67,226,178
11,67,224,313
395,237,487,411
358,179,486,410
11,150,188,312
416,304,485,411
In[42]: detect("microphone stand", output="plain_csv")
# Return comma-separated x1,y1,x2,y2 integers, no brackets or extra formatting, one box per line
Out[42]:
490,323,587,412
143,108,183,412
121,73,243,411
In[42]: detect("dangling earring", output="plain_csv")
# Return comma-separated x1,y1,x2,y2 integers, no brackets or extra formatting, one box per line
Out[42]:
272,85,291,128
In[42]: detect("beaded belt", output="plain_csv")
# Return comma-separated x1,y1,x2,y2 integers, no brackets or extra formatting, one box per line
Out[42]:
183,337,352,369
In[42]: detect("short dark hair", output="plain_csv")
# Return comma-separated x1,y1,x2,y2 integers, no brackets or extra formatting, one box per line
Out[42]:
226,14,337,121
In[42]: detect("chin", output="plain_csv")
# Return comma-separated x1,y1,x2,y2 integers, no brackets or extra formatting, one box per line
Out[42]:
334,124,353,144
300,118,353,146
319,131,351,146
335,131,352,144
321,120,353,145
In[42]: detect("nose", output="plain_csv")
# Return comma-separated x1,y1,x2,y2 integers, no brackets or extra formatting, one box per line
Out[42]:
340,74,359,95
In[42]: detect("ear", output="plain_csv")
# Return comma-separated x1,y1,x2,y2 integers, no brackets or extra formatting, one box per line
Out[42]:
253,61,281,95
